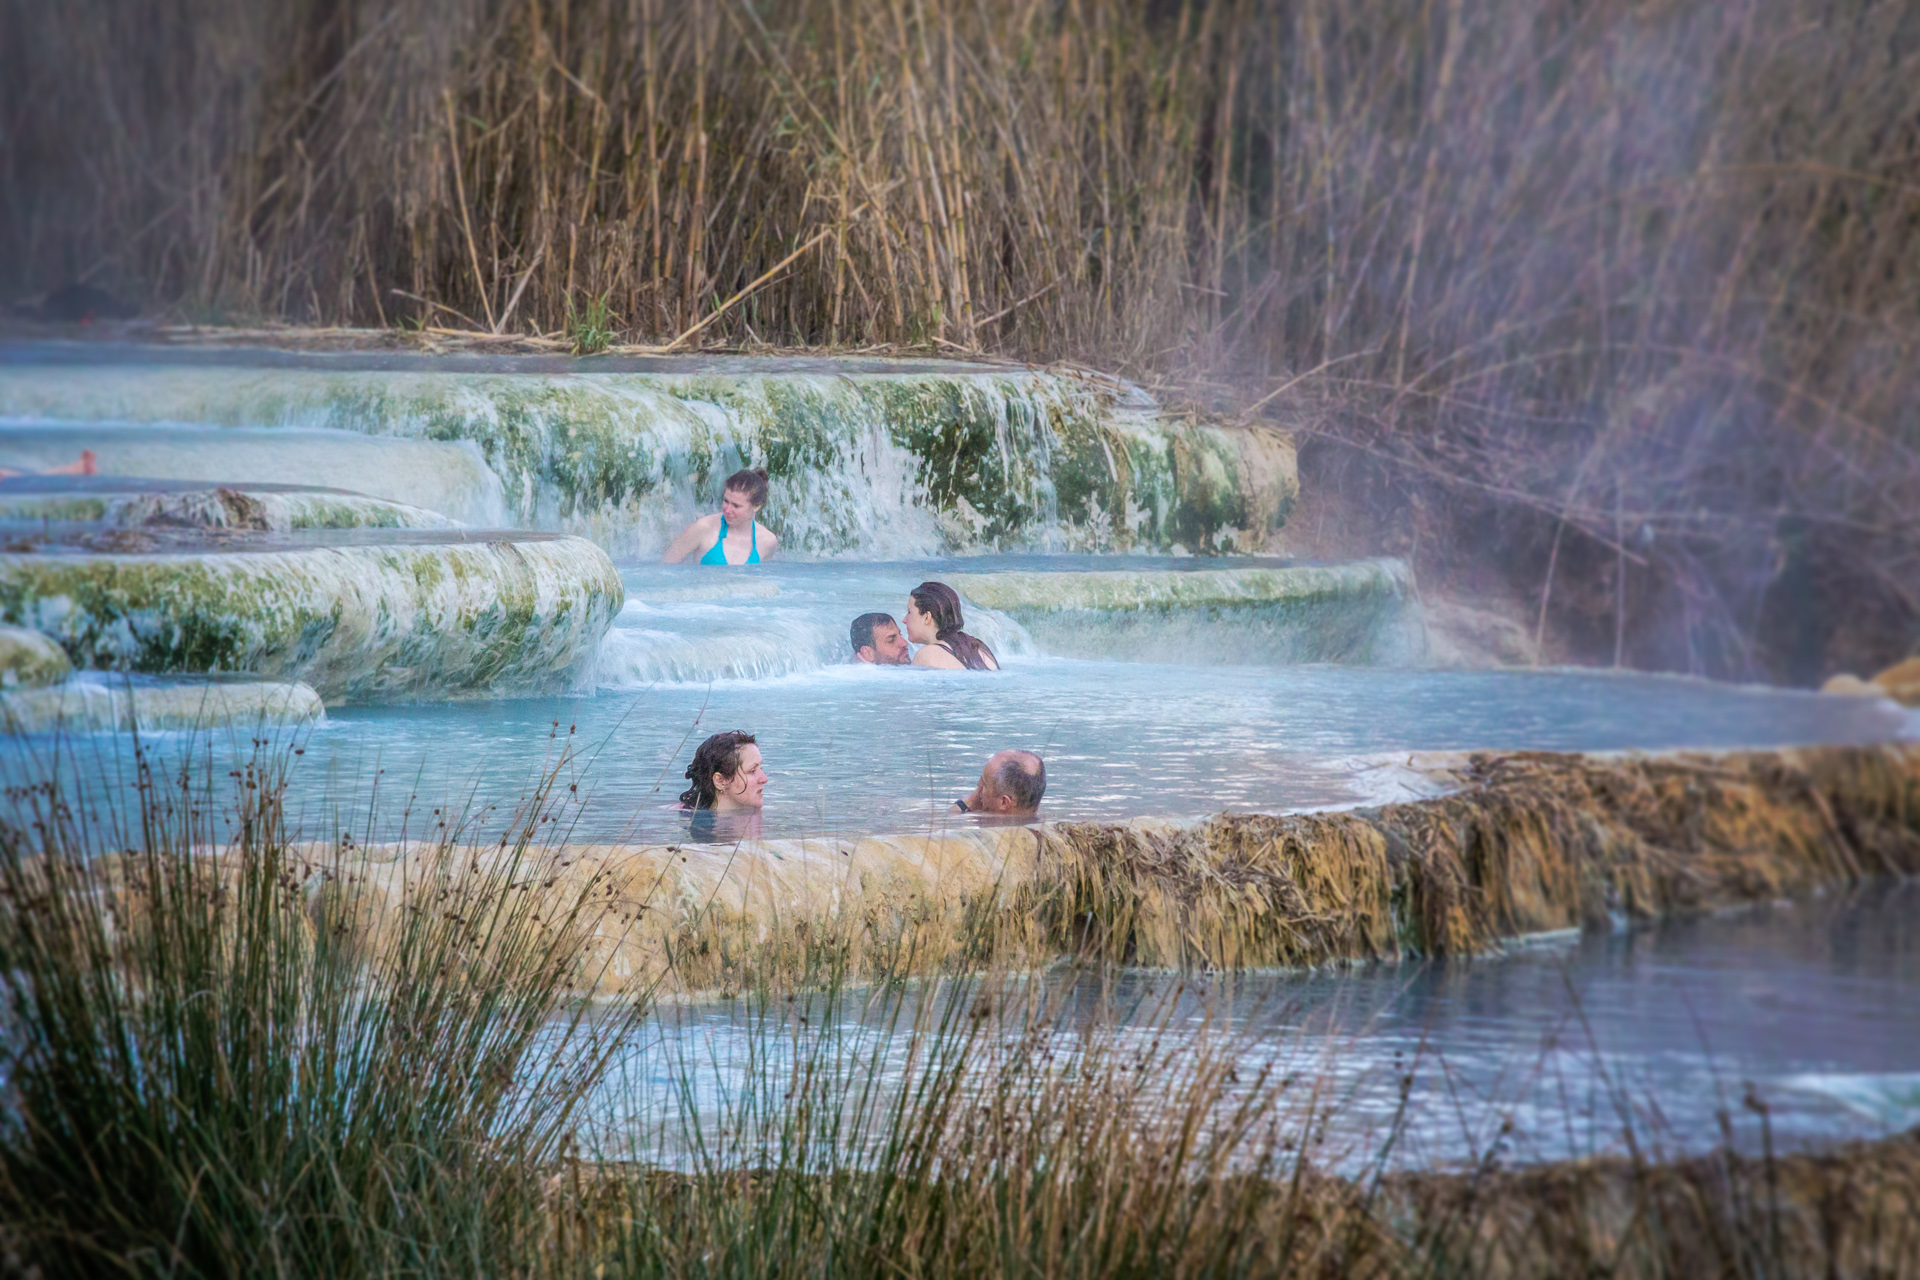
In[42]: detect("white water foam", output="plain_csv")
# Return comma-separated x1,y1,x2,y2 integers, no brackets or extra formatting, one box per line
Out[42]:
1778,1072,1920,1126
593,564,1037,688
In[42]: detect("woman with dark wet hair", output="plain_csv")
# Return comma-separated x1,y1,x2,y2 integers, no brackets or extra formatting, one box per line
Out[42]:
677,730,768,811
662,467,781,565
904,581,999,671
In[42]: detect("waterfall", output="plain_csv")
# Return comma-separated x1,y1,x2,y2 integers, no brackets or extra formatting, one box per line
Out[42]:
0,357,1296,558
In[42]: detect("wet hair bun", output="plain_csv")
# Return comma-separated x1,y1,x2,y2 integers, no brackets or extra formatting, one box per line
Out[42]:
724,467,770,507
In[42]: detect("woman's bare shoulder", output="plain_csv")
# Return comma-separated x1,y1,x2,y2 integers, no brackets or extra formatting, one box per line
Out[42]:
913,643,964,669
662,511,724,562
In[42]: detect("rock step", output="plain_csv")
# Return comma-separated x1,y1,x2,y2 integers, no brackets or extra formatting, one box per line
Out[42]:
0,424,506,527
253,743,1920,999
0,351,1297,558
0,476,457,532
0,622,73,689
0,529,624,703
949,558,1421,665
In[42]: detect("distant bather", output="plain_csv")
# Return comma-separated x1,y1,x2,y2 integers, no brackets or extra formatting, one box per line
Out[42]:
951,750,1046,819
661,467,781,566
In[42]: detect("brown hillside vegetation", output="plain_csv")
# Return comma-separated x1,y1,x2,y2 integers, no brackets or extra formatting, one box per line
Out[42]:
4,0,1918,679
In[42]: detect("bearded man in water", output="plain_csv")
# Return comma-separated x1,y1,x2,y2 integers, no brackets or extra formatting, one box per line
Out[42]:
850,612,910,665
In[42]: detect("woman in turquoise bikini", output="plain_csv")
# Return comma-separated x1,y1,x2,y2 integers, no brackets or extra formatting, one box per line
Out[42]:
661,467,782,565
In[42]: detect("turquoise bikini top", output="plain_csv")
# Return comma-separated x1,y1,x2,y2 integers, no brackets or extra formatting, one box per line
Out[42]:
698,515,760,566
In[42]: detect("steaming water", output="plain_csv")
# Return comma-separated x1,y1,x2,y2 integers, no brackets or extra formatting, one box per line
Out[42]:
8,555,1909,844
587,880,1920,1171
3,346,1917,1173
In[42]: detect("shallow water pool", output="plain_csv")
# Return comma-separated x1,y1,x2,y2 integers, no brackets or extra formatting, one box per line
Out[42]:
7,556,1910,844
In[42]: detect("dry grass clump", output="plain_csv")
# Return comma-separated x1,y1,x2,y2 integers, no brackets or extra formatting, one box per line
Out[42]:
1018,743,1920,971
2,739,1918,1276
0,738,653,1277
5,0,1917,676
1359,1127,1920,1279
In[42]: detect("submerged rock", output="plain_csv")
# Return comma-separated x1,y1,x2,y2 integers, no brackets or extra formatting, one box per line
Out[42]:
1821,673,1886,698
1819,659,1920,706
0,477,457,532
0,623,72,689
949,558,1421,665
0,529,624,702
0,355,1296,557
0,679,324,733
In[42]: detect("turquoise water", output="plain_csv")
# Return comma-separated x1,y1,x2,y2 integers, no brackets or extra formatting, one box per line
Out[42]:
2,347,1916,1174
8,555,1909,845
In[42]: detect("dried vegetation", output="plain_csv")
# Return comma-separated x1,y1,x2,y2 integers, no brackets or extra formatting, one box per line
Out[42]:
4,0,1919,678
3,737,1919,1277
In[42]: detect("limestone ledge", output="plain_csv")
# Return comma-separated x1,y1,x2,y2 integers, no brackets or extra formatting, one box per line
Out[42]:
950,558,1421,665
0,623,72,689
0,679,324,733
0,363,1297,558
0,481,457,532
242,742,1920,998
0,532,624,703
951,559,1409,612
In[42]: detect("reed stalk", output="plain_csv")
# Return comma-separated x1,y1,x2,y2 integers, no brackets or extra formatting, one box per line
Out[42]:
1,0,1916,670
0,736,1916,1275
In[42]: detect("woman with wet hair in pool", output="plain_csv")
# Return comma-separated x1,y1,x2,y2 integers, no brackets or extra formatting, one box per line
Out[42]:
678,730,768,841
904,581,1000,671
661,467,781,565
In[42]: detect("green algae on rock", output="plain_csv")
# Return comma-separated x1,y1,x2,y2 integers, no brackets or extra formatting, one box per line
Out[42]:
0,359,1296,557
0,532,624,703
0,623,73,690
949,558,1421,665
0,679,324,733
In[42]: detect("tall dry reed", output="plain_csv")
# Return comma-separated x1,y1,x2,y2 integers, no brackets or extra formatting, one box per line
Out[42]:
3,0,1917,675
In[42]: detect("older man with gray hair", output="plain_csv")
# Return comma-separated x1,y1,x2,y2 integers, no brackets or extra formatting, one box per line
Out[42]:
950,750,1046,819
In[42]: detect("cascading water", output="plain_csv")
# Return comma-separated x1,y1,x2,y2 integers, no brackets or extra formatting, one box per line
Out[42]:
2,340,1915,1178
0,346,1296,559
